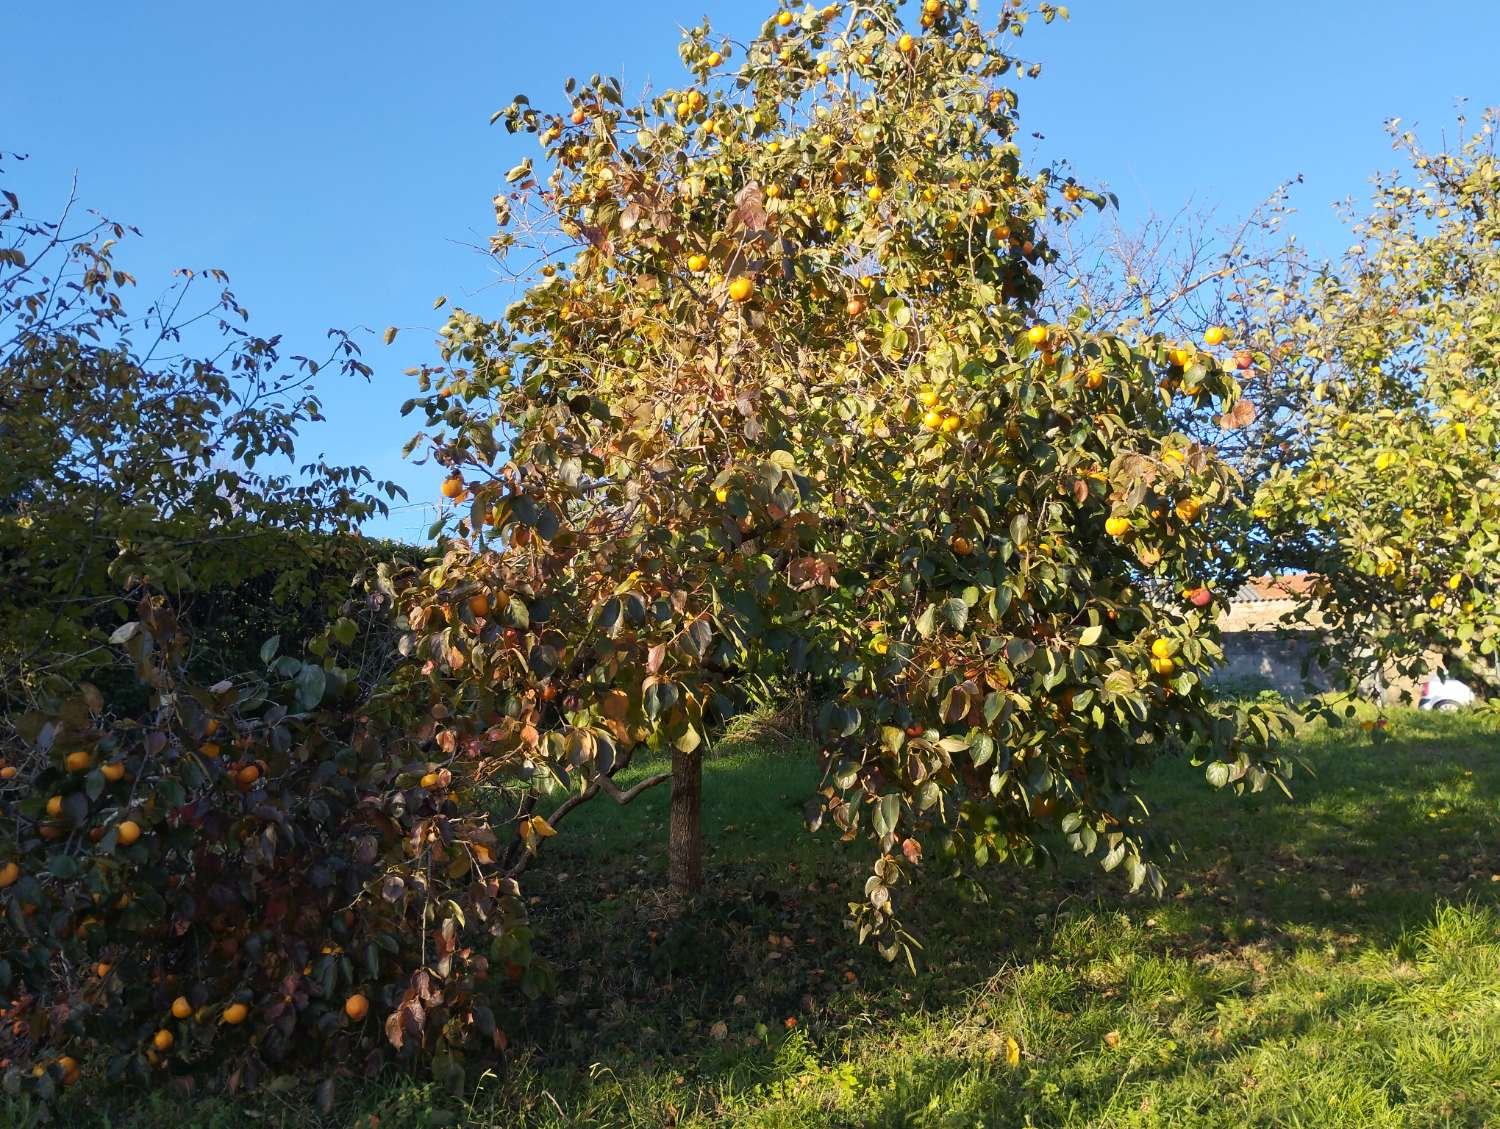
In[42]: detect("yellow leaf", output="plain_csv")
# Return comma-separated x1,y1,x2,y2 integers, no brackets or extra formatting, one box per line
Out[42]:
1004,1035,1021,1066
383,326,398,345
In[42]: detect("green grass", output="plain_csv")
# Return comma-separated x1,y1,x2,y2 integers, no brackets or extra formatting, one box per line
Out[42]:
13,708,1500,1128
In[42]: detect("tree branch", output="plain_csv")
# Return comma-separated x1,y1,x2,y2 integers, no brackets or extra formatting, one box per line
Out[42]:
597,770,672,805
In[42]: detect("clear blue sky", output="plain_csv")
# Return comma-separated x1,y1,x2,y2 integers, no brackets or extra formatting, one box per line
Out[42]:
7,2,1499,541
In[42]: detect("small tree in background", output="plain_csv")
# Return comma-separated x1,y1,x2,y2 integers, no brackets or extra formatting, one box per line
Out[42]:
1254,111,1500,702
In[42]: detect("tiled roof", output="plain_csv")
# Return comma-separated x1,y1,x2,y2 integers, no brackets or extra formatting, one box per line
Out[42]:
1232,573,1317,603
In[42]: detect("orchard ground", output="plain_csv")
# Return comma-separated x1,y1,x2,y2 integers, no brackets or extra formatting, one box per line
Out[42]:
13,706,1499,1129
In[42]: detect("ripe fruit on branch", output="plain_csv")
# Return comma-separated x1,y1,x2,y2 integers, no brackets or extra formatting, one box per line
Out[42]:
1203,325,1226,346
1174,496,1203,522
344,994,369,1021
1104,516,1131,538
1025,325,1049,346
727,277,754,303
441,475,464,499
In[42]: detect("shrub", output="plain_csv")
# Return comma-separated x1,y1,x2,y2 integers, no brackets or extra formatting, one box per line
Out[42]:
0,596,538,1100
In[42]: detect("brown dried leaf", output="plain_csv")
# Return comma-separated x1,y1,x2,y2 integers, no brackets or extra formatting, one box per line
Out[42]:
1219,398,1257,429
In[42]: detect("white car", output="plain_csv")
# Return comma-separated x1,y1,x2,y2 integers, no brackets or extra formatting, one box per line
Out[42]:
1419,671,1476,712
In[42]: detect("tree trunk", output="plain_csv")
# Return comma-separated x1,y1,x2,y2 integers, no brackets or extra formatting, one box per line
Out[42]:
668,744,703,896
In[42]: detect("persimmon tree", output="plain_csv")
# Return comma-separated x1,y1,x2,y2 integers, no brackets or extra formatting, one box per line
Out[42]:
398,0,1289,962
1255,110,1500,701
1,0,1298,1102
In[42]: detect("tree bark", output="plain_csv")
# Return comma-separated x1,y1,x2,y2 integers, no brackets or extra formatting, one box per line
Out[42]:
668,743,703,896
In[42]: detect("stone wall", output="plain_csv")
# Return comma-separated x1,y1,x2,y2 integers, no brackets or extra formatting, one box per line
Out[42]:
1210,595,1429,704
1213,629,1332,699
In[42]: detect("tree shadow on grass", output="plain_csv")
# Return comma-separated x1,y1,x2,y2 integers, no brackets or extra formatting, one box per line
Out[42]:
502,712,1499,1123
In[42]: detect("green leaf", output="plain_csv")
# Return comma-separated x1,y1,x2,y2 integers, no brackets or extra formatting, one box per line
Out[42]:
915,604,937,639
873,793,901,838
1009,513,1029,547
940,598,969,631
295,664,327,711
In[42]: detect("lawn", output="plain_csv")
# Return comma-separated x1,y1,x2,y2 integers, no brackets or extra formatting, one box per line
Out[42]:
14,708,1500,1128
